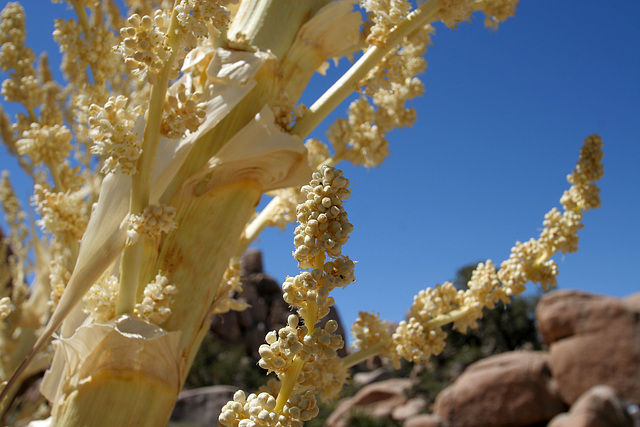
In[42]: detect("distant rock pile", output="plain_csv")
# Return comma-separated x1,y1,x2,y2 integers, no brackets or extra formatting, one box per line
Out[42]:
328,290,640,427
209,249,292,356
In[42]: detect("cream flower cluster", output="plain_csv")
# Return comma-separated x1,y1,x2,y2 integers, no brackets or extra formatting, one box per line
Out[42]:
361,0,411,46
0,296,13,321
219,389,318,427
174,0,233,49
329,24,430,167
351,311,400,368
82,272,177,325
293,167,352,268
119,11,173,84
210,259,249,315
562,134,604,212
126,203,177,246
0,2,41,112
258,315,305,374
437,0,518,29
32,184,88,240
160,84,206,138
89,95,142,175
351,135,604,365
475,0,520,29
16,123,72,168
53,11,119,87
0,172,27,248
16,122,82,192
134,273,177,325
0,3,28,67
83,273,119,323
437,0,476,28
48,255,71,311
304,138,331,170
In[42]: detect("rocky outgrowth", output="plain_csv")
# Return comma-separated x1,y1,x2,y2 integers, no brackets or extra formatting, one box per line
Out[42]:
403,413,447,427
433,351,566,427
330,290,640,427
548,385,635,427
537,291,640,406
326,378,425,427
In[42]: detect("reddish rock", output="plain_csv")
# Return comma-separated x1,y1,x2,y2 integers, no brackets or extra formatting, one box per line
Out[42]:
392,396,428,422
548,385,635,427
549,329,640,405
537,291,640,405
326,378,412,427
353,367,396,386
403,413,448,427
433,351,566,427
624,292,640,310
536,290,634,345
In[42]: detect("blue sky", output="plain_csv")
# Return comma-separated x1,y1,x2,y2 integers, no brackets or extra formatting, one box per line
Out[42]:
1,1,639,338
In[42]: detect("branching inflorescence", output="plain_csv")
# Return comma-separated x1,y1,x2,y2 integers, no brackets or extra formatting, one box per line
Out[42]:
220,166,355,426
0,0,606,425
219,135,603,425
349,135,604,367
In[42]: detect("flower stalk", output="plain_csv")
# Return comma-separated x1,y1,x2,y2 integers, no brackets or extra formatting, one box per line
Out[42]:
290,0,443,138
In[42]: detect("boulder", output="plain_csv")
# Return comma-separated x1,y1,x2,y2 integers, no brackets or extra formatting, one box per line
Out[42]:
536,291,640,405
433,351,566,427
352,367,396,387
403,413,448,427
392,396,428,422
548,385,635,427
624,292,640,310
536,290,635,345
326,378,413,427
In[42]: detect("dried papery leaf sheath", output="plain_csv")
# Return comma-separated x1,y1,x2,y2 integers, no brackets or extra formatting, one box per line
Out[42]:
41,315,181,427
0,46,266,404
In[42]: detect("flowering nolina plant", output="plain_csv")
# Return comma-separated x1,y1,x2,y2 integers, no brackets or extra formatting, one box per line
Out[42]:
0,0,603,426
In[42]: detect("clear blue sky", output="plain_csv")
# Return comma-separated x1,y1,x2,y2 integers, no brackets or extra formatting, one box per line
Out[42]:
1,1,639,337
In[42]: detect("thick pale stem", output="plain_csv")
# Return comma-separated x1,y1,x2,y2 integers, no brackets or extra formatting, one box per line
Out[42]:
132,0,181,214
116,241,144,315
117,4,181,315
290,0,443,139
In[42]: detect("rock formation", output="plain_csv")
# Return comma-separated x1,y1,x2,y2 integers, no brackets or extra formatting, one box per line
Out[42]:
433,351,566,426
329,290,640,427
